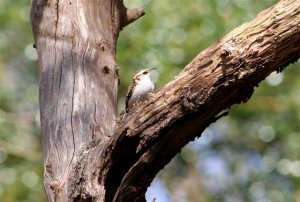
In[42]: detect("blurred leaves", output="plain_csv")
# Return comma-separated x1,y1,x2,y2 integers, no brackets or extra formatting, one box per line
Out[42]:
1,0,299,201
0,0,44,201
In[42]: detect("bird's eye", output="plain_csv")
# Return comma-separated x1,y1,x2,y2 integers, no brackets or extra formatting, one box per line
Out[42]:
143,71,148,75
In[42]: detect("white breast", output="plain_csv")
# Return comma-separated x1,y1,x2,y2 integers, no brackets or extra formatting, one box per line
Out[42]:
128,75,155,108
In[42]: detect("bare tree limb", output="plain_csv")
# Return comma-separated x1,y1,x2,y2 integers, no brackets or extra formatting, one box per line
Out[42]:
30,0,300,201
121,7,145,28
96,0,300,201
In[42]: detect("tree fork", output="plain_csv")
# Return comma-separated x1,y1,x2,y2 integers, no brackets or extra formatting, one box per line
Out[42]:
30,0,300,201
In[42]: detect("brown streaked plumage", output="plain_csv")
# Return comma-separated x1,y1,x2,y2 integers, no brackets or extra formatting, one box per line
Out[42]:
125,68,156,112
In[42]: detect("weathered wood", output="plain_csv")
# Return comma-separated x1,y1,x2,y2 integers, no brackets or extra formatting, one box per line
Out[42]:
97,0,300,201
30,0,300,201
30,0,144,201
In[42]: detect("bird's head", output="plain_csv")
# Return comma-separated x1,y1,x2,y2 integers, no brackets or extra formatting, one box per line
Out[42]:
134,67,156,82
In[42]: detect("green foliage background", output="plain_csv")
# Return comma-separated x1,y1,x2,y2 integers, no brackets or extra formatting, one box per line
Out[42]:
0,0,299,201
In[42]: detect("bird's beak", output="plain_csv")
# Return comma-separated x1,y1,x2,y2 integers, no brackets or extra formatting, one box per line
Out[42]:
148,67,156,72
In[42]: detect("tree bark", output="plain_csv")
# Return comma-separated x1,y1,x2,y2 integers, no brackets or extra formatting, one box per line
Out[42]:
30,0,144,201
30,0,300,201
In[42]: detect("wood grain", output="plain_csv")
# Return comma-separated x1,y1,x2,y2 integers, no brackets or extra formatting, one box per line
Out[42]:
99,1,300,201
30,0,300,201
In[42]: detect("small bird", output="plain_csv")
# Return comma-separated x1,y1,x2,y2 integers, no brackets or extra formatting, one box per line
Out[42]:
125,68,156,112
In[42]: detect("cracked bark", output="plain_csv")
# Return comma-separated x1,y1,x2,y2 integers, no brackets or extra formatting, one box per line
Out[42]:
31,0,300,201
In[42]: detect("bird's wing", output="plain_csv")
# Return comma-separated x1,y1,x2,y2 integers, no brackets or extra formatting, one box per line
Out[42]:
125,79,136,112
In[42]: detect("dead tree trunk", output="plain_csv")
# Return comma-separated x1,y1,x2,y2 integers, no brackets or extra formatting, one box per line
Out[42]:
30,0,300,201
30,0,144,201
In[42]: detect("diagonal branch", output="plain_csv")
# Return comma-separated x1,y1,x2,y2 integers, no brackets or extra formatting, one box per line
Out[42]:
96,0,300,201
